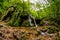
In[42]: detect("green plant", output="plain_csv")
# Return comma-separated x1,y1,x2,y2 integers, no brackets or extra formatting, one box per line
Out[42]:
0,0,60,27
47,26,59,34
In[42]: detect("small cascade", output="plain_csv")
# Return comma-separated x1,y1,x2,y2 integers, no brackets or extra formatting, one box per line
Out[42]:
28,13,38,27
33,18,38,27
40,31,54,37
29,17,33,26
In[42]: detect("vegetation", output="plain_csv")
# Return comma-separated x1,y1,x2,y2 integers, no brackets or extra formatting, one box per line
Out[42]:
0,0,60,40
0,0,60,27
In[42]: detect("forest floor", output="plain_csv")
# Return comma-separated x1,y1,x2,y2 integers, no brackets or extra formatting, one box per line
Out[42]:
0,21,60,40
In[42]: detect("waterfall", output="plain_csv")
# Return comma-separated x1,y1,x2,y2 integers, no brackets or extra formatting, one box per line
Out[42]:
28,13,38,27
33,18,38,27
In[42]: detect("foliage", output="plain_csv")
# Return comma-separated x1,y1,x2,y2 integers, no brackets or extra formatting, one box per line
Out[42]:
46,26,59,34
0,0,60,26
52,0,60,25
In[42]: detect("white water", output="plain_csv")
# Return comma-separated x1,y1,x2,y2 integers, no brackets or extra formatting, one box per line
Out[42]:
24,0,51,27
41,32,54,37
28,13,37,27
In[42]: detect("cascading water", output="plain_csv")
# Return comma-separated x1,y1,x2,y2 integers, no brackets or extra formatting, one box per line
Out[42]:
28,13,38,27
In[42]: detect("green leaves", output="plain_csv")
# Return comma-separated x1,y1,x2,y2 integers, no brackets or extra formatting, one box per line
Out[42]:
0,0,3,2
0,0,60,26
30,9,38,17
3,1,9,8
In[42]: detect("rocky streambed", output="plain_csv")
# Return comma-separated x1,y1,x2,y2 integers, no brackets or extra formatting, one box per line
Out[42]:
0,21,60,40
0,26,59,40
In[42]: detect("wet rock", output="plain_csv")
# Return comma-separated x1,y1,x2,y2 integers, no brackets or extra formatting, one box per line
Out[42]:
0,27,56,40
0,25,3,27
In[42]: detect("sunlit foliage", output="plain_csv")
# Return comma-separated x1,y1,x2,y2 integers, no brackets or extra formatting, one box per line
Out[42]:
0,0,60,26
